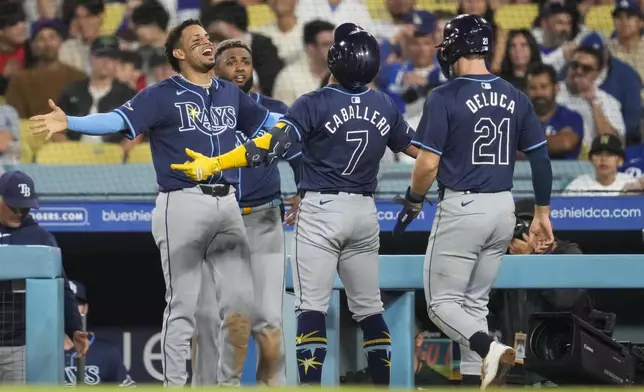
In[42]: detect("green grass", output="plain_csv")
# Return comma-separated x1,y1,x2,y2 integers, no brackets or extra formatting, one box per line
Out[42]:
3,387,644,391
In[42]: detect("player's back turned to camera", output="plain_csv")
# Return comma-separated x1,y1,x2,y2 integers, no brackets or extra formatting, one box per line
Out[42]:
392,14,555,390
171,23,419,387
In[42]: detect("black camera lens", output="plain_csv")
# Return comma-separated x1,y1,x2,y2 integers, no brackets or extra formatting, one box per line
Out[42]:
530,321,574,362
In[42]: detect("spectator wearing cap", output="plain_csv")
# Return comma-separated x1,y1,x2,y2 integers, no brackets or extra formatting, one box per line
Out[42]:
64,280,135,386
295,0,375,39
557,45,625,152
55,36,137,147
115,50,146,91
272,19,333,105
535,2,587,73
251,0,305,66
378,10,437,136
607,0,644,101
58,0,105,75
0,170,89,383
0,2,29,96
203,1,284,96
561,32,642,145
526,63,584,160
6,19,85,119
379,9,435,65
564,134,643,195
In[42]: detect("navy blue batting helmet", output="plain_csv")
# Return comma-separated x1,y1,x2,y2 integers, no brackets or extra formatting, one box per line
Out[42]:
327,23,380,90
436,14,493,79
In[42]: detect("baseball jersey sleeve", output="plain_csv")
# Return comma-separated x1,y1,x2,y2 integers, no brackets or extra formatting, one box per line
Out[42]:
281,95,317,143
237,89,270,138
518,96,548,152
113,85,163,139
387,105,414,153
412,90,448,155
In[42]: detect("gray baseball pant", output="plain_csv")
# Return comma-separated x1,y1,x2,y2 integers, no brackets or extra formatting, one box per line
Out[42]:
152,185,254,387
424,189,514,376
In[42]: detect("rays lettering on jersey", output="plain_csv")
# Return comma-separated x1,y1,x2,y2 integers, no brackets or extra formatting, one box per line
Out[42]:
325,105,391,136
175,102,237,136
64,365,101,385
465,92,515,114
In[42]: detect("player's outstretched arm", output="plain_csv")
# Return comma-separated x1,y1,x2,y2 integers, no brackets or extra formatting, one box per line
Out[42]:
171,121,296,181
29,99,126,140
524,144,555,252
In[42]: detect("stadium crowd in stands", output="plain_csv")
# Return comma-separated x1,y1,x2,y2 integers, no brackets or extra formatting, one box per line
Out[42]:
0,0,642,386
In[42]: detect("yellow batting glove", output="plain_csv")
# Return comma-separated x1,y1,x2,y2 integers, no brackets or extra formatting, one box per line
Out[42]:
171,148,222,181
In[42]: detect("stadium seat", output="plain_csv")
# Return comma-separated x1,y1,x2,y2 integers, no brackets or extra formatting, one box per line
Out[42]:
248,4,275,28
35,142,124,165
20,142,33,164
584,5,614,37
19,120,47,158
126,143,152,164
495,4,538,30
101,2,126,35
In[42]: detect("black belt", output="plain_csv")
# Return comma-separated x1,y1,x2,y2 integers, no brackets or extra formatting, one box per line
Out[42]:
198,184,231,197
300,190,374,198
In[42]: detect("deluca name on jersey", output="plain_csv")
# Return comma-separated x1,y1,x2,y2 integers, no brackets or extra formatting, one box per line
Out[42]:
466,92,516,114
325,105,391,135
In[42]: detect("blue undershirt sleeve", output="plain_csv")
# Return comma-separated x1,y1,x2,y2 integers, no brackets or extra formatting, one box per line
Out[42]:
525,144,553,206
66,112,127,135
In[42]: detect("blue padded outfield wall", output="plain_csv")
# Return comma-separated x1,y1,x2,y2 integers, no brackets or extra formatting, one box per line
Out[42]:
0,246,64,384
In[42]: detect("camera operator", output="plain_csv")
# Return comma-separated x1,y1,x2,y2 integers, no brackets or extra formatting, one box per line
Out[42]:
489,198,614,386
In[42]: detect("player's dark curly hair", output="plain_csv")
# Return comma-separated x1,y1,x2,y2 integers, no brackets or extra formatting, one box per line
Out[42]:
214,39,252,63
165,18,203,73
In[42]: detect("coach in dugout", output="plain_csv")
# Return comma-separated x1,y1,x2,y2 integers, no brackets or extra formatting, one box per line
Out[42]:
64,280,134,386
0,170,89,383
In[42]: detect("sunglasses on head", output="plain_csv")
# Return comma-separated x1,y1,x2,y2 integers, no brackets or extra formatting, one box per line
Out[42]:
570,60,596,74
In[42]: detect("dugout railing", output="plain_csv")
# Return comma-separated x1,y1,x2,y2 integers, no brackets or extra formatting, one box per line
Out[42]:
282,254,644,387
0,245,65,384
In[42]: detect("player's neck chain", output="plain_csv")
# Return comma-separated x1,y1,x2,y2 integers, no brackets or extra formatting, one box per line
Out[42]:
179,73,212,90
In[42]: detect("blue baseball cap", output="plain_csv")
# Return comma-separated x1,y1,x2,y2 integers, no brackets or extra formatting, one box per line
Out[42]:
69,280,88,303
403,10,437,36
613,0,643,17
580,31,605,51
0,170,40,209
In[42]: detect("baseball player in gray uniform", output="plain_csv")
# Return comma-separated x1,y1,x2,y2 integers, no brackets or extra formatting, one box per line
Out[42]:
393,15,554,389
172,24,419,386
32,20,280,386
191,39,301,387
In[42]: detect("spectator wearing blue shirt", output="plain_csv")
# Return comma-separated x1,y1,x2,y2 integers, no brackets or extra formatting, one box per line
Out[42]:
560,31,642,144
64,280,135,387
377,10,437,129
621,143,644,179
526,63,584,159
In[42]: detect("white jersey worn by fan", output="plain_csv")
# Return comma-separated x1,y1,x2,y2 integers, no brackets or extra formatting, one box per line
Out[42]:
563,173,635,196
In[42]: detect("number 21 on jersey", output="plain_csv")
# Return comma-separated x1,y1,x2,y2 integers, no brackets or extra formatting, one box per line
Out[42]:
472,117,510,165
